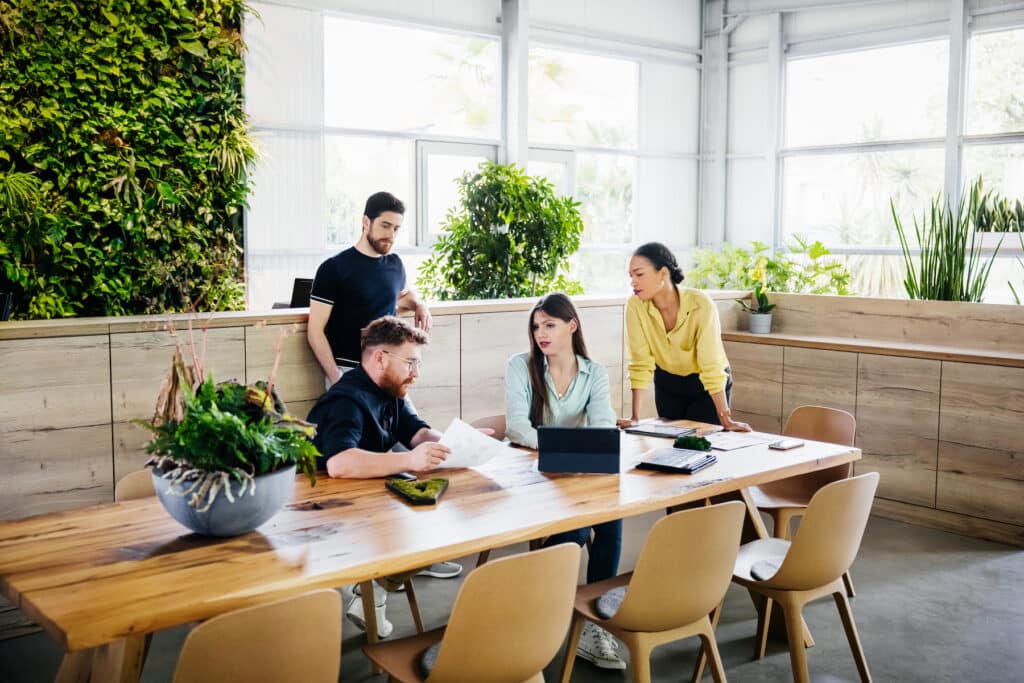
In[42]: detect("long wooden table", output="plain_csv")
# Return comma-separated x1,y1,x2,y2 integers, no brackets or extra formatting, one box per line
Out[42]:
0,424,859,681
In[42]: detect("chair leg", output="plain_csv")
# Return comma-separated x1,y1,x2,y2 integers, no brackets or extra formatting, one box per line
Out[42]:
404,580,424,634
691,603,722,682
781,603,811,683
627,640,652,683
833,591,872,682
559,615,585,683
476,549,491,567
698,620,727,683
755,596,773,660
842,570,856,598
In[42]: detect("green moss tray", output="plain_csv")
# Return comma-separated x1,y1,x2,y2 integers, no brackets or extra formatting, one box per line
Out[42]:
386,478,449,505
673,435,712,451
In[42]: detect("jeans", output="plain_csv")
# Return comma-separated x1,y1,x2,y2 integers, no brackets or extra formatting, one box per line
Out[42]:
543,519,623,584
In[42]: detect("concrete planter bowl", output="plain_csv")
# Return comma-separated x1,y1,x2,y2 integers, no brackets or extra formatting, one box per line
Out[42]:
152,465,296,537
749,312,773,334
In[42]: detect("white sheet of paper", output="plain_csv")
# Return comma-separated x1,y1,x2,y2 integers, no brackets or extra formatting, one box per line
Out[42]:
437,418,512,468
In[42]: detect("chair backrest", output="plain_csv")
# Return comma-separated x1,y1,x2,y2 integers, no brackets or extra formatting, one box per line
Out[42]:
610,501,746,632
427,543,581,683
469,414,506,441
114,469,156,502
767,472,879,591
784,405,857,484
172,589,341,683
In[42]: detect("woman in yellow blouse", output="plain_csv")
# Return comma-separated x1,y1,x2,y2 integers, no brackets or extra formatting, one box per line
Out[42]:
622,242,751,431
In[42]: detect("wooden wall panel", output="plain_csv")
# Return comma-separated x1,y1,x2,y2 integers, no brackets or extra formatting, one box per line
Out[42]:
0,335,113,518
937,442,1024,525
578,306,624,418
411,315,460,430
855,354,940,507
0,336,112,432
938,362,1024,525
782,347,858,418
460,311,528,423
725,341,783,433
110,327,246,421
1,426,113,519
245,323,322,405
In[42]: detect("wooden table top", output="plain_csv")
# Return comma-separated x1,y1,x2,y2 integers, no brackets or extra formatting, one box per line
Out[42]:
0,424,859,651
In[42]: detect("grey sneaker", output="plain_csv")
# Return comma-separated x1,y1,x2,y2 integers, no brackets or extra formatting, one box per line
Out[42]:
417,561,463,579
576,622,626,670
346,593,393,638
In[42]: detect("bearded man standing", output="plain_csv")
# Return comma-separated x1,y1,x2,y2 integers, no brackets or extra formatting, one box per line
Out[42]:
307,191,432,388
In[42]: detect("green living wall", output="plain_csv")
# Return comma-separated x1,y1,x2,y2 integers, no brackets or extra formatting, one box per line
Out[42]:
0,0,254,319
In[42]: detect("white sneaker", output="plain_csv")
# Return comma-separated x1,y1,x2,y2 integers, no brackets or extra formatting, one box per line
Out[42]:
576,623,626,670
346,593,393,638
417,561,463,579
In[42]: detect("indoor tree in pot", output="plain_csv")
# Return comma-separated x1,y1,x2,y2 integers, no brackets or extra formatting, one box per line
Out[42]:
416,160,584,300
138,326,319,537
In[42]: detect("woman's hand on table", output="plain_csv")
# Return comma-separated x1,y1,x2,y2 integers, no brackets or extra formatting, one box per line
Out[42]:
616,417,638,429
720,416,752,432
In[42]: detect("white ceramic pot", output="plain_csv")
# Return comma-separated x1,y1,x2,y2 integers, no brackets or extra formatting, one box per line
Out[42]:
749,312,772,334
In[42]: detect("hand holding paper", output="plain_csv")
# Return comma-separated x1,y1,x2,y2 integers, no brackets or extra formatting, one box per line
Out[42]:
437,418,513,469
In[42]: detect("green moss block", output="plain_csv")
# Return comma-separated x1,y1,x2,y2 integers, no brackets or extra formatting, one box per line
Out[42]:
386,478,450,505
673,435,712,451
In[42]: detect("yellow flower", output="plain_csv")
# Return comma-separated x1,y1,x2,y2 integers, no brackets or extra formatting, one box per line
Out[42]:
749,267,766,286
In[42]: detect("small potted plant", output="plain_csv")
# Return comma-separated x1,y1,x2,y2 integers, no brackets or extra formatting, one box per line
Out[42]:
736,283,776,334
138,325,320,537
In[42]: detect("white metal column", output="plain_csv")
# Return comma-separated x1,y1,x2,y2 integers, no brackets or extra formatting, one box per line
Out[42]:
944,0,968,210
501,0,529,166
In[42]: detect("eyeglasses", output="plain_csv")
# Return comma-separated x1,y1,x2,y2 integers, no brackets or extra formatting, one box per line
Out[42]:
382,350,422,373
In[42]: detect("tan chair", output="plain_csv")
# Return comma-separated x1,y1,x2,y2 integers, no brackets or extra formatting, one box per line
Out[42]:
115,468,156,502
560,501,746,683
733,472,878,683
749,405,858,597
363,542,581,683
172,589,341,683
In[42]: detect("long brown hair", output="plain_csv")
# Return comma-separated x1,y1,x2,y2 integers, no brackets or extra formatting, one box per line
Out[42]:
527,293,590,427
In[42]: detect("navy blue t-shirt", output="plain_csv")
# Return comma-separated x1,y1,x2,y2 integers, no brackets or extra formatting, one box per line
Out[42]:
310,247,406,365
307,365,429,465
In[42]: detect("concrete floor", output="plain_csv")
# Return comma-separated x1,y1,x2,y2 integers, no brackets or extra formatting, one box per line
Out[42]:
1,515,1022,682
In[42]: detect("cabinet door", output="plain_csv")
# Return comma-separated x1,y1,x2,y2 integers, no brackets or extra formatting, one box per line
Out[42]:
855,354,940,506
724,341,783,433
938,362,1024,525
782,347,857,419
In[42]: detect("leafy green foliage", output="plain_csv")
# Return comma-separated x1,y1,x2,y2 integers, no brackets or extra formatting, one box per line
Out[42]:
142,375,319,486
686,237,851,295
972,178,1024,233
673,435,711,451
416,161,584,300
386,477,449,504
892,178,1002,302
0,0,254,319
736,283,776,313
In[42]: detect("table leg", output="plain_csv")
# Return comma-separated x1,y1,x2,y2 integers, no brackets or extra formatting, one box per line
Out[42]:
55,650,91,683
359,581,383,675
89,636,147,683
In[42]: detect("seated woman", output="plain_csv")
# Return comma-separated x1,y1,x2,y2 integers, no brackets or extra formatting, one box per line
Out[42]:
504,292,626,671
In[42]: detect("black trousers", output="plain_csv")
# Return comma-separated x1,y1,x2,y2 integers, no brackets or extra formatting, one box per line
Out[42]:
653,367,733,425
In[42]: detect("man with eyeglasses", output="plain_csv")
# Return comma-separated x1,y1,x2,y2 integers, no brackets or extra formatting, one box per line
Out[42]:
307,315,457,637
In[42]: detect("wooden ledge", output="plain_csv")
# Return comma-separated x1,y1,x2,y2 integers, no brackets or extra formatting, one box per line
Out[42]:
722,331,1024,368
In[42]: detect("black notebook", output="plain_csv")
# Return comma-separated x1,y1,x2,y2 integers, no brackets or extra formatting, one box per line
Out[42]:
623,424,696,439
636,448,717,474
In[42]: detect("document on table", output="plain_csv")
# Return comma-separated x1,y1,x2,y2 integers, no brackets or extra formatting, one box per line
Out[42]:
706,431,777,451
437,418,514,468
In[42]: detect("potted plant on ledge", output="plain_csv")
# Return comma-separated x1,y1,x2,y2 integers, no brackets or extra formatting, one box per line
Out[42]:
737,284,776,334
138,330,320,537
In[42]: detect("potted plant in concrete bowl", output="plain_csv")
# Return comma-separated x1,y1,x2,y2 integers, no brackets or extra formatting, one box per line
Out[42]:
737,284,776,333
139,345,319,537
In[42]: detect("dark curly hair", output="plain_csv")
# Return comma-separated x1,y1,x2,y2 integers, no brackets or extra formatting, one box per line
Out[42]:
360,316,427,352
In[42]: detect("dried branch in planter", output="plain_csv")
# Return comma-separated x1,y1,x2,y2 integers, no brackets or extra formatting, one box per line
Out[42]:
150,349,197,426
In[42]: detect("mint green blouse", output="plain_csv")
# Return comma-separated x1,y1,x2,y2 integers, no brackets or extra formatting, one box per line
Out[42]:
504,352,617,449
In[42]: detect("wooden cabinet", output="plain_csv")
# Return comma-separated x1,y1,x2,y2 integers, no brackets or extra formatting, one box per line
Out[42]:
724,341,783,433
855,354,940,507
782,347,857,417
938,362,1024,526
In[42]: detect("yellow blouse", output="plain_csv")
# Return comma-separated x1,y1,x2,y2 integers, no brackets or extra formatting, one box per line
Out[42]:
625,285,730,394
